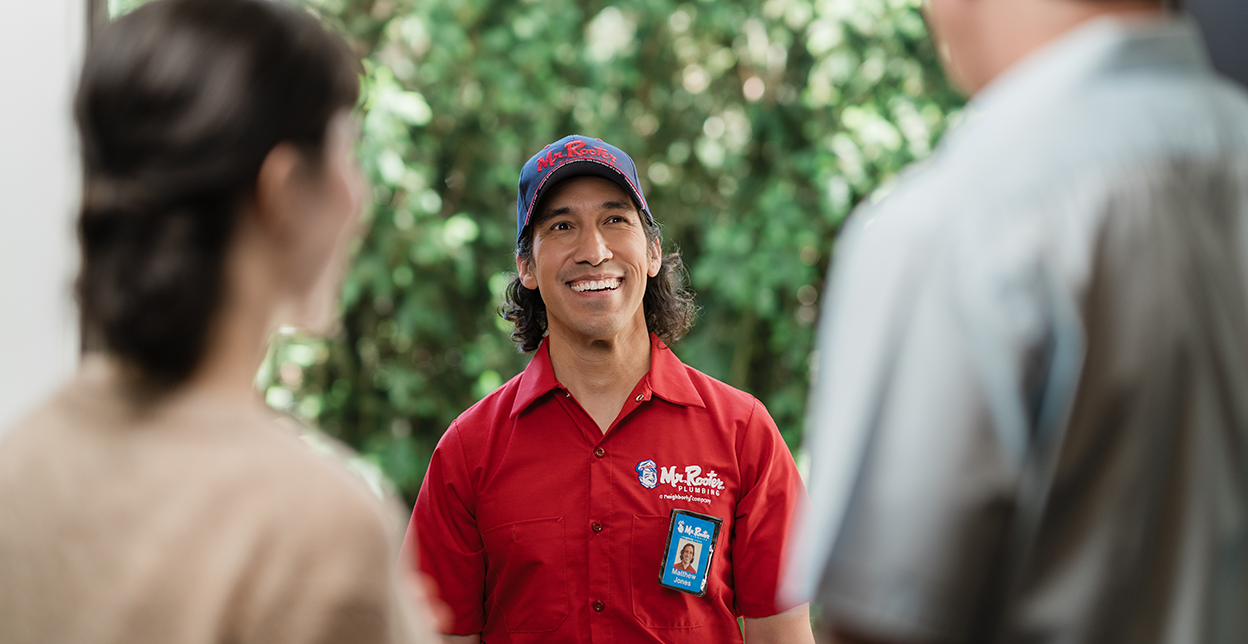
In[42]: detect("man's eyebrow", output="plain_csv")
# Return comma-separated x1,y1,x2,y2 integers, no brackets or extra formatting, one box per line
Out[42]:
533,206,572,227
534,200,635,226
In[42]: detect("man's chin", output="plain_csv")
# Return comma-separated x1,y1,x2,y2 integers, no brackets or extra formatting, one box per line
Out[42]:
553,320,637,345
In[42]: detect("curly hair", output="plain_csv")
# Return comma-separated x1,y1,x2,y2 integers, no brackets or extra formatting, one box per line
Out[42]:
500,218,697,353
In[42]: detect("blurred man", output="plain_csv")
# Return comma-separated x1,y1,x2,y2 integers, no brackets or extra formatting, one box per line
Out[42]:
404,135,813,644
787,0,1248,642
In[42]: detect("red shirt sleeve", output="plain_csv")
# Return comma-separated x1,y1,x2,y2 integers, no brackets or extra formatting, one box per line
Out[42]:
402,422,486,635
730,398,810,618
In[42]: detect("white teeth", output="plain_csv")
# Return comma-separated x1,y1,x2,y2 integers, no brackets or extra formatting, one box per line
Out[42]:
571,278,621,292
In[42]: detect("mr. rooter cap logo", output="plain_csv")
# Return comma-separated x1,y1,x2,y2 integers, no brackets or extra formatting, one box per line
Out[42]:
535,139,620,173
517,134,650,243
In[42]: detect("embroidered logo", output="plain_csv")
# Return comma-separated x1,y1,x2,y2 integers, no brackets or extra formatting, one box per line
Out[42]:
636,459,658,489
536,139,620,172
659,464,725,493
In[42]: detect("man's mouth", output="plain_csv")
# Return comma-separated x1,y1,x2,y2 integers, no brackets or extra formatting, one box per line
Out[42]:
569,277,622,293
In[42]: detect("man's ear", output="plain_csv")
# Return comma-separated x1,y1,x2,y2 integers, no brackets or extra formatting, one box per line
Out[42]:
252,142,303,237
517,253,539,290
647,238,661,278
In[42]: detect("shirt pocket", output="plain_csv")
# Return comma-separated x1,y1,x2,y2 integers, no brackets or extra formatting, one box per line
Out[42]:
481,516,570,633
630,515,718,629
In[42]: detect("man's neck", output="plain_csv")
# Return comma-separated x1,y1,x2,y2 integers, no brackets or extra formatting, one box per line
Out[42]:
547,322,652,434
963,0,1164,93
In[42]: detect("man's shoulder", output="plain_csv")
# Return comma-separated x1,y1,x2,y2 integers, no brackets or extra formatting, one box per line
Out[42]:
1002,69,1248,190
847,68,1248,257
445,369,527,438
664,354,767,424
680,361,755,403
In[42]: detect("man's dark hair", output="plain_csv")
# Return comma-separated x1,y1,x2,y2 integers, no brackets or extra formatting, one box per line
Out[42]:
75,0,360,383
500,202,697,353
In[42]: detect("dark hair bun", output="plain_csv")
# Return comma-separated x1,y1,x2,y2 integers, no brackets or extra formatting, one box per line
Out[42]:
75,0,359,383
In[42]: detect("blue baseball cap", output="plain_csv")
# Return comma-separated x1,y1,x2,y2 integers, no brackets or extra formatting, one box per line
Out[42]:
516,134,653,243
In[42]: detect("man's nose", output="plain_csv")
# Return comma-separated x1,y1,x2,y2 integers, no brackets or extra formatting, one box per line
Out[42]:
574,227,611,265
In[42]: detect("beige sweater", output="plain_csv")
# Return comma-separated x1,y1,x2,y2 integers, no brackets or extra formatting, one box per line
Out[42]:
0,360,436,644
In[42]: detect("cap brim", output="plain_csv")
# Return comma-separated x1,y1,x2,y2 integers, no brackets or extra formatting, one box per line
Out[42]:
528,159,653,229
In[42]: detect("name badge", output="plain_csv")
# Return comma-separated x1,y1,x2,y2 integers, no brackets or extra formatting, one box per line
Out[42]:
658,509,723,596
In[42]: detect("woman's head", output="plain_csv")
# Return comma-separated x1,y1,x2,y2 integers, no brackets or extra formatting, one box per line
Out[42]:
76,0,361,384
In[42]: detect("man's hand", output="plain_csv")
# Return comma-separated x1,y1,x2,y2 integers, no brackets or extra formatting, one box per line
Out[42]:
743,602,816,644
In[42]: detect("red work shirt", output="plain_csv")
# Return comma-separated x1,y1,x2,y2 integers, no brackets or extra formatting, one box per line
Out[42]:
404,334,806,643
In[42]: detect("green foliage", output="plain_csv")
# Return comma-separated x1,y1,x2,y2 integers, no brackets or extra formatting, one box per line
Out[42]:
108,0,149,18
250,0,964,506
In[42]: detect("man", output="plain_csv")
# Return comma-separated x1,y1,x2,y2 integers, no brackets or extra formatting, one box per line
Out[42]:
674,543,698,574
787,0,1248,642
405,135,813,644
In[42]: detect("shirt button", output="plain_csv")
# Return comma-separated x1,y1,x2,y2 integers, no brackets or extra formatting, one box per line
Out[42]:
591,521,603,533
635,394,644,402
594,447,605,458
593,600,605,612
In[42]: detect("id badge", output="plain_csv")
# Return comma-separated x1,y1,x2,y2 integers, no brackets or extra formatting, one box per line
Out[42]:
658,509,723,596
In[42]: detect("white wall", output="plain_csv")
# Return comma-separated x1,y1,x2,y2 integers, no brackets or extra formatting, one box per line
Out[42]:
0,0,85,433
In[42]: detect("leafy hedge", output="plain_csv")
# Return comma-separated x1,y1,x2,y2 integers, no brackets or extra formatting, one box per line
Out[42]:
241,0,963,505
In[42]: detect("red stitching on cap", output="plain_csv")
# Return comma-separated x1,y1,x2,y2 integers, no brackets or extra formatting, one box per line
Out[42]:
535,148,565,172
535,140,620,173
523,156,650,231
562,140,618,165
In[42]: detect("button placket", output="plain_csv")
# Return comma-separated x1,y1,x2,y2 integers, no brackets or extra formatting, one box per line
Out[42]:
587,428,611,634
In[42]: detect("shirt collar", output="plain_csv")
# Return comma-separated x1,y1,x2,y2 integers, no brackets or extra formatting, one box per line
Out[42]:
509,334,705,419
944,15,1208,154
646,334,705,409
511,340,560,419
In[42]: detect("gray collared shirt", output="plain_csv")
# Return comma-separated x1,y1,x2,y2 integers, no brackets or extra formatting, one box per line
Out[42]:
788,16,1248,644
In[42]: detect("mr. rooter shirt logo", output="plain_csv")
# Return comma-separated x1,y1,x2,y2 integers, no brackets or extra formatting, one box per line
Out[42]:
637,459,727,506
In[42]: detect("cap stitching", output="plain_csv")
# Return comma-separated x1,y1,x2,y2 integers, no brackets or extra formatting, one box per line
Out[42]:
521,157,652,234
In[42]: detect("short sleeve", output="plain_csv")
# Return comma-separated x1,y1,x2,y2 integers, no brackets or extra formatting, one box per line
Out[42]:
730,398,810,618
404,422,486,635
792,202,1062,641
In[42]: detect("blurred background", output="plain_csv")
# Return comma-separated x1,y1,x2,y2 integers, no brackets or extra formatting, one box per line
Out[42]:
4,0,1243,508
47,0,970,505
249,0,964,504
10,0,970,506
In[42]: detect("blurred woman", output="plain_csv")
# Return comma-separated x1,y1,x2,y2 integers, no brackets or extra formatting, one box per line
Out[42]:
0,1,436,642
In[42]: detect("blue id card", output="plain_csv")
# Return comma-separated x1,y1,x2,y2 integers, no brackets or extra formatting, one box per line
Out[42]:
658,509,723,596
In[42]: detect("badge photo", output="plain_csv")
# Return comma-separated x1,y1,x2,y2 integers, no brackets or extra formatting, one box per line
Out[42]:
658,509,723,596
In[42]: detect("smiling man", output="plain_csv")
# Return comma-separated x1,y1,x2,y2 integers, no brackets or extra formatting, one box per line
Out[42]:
404,135,813,644
675,544,698,574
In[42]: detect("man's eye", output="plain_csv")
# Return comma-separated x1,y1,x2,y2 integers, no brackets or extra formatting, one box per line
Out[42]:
551,222,571,231
608,215,627,224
